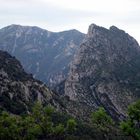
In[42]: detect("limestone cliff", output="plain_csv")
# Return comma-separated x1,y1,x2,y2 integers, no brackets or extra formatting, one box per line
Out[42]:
65,24,140,119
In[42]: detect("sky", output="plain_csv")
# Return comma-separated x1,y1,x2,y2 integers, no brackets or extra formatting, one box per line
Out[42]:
0,0,140,43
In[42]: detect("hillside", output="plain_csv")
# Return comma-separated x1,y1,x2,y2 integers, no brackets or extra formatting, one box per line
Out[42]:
0,50,59,114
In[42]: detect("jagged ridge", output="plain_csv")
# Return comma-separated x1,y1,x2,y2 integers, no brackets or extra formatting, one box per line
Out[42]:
0,24,85,89
65,23,140,120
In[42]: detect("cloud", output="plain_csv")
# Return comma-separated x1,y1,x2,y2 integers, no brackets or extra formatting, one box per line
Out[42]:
0,0,139,43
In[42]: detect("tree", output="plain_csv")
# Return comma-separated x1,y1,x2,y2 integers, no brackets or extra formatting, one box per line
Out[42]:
120,100,140,140
66,119,77,134
0,103,78,139
53,124,65,135
91,107,114,133
0,111,21,140
128,100,140,123
32,102,43,123
20,115,42,140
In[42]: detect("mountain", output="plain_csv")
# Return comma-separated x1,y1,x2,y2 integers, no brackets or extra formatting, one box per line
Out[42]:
0,50,132,140
65,24,140,120
0,24,85,89
0,50,61,114
1,23,140,121
0,50,92,120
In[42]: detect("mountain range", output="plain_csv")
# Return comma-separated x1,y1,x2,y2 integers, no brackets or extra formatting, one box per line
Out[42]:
0,50,94,121
0,23,140,122
0,24,85,89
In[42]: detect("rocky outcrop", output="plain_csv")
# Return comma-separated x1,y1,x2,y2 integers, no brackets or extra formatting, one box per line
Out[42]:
65,24,140,120
0,50,93,121
0,25,85,89
0,50,60,114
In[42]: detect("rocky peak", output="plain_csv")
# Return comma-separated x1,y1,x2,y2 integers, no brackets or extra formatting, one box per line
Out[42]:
1,24,51,36
87,24,108,38
65,23,140,120
109,25,122,31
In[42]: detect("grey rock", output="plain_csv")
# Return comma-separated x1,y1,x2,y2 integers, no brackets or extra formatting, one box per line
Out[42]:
0,50,60,114
0,50,92,121
65,24,140,120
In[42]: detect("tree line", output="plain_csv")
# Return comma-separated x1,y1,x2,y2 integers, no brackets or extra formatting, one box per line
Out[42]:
0,100,140,140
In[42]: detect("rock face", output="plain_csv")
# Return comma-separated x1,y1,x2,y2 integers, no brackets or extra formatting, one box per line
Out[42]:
0,50,59,114
65,24,140,119
0,50,93,121
0,25,85,89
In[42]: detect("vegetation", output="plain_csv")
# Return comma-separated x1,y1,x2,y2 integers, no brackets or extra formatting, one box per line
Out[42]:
91,107,114,131
120,100,140,140
0,102,77,140
91,107,115,138
0,101,139,140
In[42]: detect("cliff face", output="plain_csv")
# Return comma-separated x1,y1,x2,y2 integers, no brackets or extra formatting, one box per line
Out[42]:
0,50,92,121
0,25,85,89
65,24,140,119
0,50,59,114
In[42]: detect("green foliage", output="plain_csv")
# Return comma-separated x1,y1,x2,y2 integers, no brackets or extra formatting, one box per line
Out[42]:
0,102,132,140
21,115,42,140
120,120,135,136
91,107,114,133
120,100,140,140
32,102,43,122
0,102,78,139
0,111,21,140
66,119,77,133
53,124,65,135
44,105,55,117
128,100,140,121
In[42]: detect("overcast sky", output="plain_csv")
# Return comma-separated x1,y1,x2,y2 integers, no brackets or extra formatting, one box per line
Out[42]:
0,0,140,43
